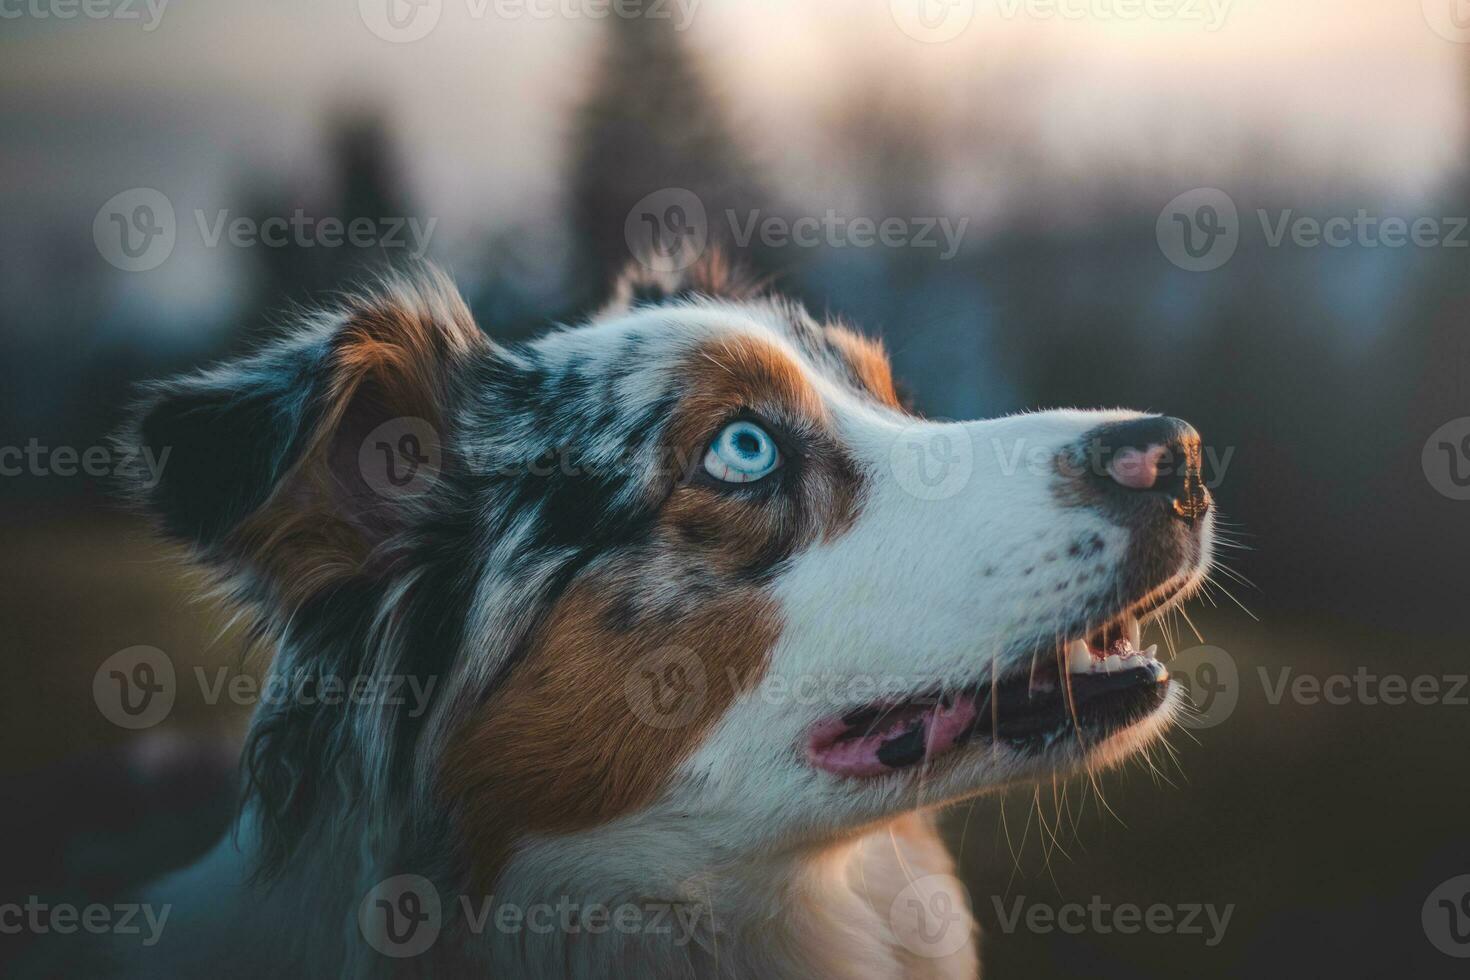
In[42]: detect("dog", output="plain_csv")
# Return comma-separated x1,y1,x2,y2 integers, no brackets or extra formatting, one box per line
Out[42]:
69,256,1213,978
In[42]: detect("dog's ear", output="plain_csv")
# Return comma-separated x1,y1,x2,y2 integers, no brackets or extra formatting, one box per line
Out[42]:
603,249,766,313
120,268,489,608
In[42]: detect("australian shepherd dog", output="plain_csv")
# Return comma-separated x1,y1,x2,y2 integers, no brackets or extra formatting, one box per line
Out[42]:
71,256,1212,977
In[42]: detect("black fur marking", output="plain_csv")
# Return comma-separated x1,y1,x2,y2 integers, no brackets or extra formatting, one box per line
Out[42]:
124,336,328,545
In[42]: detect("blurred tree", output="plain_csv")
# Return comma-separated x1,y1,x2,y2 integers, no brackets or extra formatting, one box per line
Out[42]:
235,109,416,348
566,14,774,309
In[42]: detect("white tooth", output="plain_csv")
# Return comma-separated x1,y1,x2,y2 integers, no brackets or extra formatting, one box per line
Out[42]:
1141,644,1159,661
1102,654,1125,673
1127,616,1141,649
1066,639,1093,674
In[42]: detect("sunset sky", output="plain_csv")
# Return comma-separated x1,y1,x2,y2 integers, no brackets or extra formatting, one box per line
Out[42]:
2,0,1464,329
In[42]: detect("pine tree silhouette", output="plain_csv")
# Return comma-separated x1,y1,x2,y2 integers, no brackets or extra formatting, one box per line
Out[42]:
237,108,416,347
566,15,772,306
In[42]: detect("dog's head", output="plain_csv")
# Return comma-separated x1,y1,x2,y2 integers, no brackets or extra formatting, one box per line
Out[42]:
123,259,1213,887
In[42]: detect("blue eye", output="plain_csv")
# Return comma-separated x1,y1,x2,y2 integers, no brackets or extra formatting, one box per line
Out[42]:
703,420,780,484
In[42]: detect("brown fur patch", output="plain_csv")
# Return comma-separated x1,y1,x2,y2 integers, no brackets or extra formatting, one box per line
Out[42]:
231,275,486,608
665,333,829,454
442,574,782,887
664,334,861,567
825,326,901,409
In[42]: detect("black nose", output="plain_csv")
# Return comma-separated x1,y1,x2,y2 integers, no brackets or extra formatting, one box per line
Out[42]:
1076,416,1211,524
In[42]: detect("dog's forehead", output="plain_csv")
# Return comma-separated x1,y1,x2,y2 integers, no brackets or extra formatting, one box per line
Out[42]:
526,298,899,410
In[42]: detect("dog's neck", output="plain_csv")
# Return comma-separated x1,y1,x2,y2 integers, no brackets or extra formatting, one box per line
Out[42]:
146,802,979,979
462,811,980,980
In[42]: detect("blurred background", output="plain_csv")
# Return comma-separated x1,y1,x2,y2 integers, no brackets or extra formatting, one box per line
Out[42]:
3,0,1469,976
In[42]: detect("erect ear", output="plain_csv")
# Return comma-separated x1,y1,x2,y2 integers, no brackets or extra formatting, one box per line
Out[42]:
119,268,489,607
603,249,767,314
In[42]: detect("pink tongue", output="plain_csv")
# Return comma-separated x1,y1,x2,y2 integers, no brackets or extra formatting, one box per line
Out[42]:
807,697,979,777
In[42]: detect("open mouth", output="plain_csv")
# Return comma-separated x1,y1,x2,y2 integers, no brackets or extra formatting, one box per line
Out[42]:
806,614,1170,777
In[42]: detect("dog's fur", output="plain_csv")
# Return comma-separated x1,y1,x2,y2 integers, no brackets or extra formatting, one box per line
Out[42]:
71,258,1211,978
